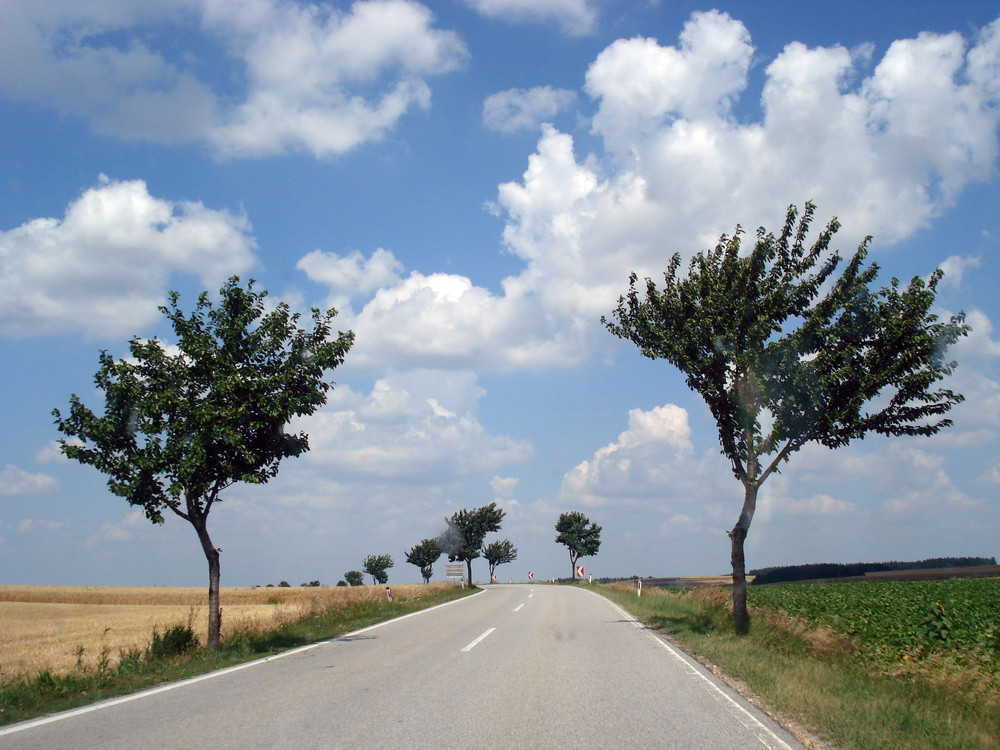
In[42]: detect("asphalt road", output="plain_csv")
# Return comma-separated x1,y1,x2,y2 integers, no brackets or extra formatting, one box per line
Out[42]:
0,585,807,749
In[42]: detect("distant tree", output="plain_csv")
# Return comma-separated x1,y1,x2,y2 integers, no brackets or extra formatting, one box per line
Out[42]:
483,539,517,581
279,581,291,588
441,503,505,584
603,202,969,630
555,511,602,580
363,554,394,585
406,538,442,583
300,580,321,587
336,580,348,587
53,277,353,648
344,570,365,587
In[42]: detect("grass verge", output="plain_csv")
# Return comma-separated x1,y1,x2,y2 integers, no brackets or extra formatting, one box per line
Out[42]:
0,583,475,727
594,583,1000,750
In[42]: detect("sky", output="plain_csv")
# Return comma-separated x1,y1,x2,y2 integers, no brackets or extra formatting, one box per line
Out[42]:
1,0,999,588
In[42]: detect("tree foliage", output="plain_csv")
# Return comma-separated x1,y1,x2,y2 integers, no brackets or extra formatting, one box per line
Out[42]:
603,202,969,630
441,502,505,584
363,553,394,585
344,570,365,587
554,511,601,580
483,538,517,581
405,538,443,583
53,277,353,648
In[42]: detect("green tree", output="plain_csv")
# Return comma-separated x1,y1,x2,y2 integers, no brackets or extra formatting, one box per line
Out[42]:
344,570,365,587
555,511,601,580
441,503,505,584
363,553,394,585
483,538,517,582
405,538,442,583
603,202,968,631
53,277,353,649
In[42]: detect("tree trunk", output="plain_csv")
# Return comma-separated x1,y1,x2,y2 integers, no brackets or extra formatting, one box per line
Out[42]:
466,558,473,585
570,551,578,581
192,515,222,649
729,482,757,634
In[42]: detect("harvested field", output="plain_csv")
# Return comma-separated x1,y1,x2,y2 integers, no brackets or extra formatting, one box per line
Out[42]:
0,583,448,679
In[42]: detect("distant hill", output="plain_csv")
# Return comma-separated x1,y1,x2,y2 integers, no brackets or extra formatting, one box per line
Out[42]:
750,556,997,585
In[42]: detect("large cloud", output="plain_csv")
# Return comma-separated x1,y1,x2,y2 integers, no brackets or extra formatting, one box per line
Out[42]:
0,176,256,337
299,248,593,372
0,0,467,157
493,11,1000,335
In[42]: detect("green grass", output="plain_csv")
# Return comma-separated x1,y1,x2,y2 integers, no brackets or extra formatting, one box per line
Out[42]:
0,584,475,727
595,582,1000,750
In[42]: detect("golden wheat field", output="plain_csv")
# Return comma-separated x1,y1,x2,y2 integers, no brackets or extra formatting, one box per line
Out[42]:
0,583,446,679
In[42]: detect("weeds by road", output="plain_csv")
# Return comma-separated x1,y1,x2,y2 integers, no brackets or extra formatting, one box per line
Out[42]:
596,582,1000,750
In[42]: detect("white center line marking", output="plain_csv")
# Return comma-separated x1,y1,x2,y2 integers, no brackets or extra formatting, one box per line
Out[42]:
514,603,525,612
461,627,496,652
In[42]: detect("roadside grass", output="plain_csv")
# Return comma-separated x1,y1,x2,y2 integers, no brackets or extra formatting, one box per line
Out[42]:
595,583,1000,750
0,583,474,727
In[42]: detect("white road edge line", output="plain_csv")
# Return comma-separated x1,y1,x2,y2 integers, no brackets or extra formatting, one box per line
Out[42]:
0,587,488,738
594,592,795,750
461,627,496,652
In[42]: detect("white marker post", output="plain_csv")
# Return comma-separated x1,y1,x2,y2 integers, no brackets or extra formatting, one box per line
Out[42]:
637,579,642,597
385,586,392,602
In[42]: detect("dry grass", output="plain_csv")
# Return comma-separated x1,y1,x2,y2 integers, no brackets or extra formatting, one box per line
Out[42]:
0,583,444,679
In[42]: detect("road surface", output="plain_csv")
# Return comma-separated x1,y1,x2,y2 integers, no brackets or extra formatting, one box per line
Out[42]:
0,584,807,749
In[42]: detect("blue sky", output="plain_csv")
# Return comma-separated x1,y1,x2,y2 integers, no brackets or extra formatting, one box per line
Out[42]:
1,0,999,587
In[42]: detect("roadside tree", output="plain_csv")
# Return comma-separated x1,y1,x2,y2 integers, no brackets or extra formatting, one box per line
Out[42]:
53,277,353,648
406,538,442,583
344,570,365,587
603,202,968,630
483,539,517,581
441,503,505,584
363,553,394,585
555,511,601,580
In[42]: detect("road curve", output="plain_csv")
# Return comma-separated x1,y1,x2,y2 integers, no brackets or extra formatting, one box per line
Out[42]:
0,584,806,749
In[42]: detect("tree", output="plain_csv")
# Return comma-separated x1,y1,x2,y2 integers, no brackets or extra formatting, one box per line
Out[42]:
603,202,968,630
53,277,353,649
483,539,517,581
555,511,601,580
344,570,365,587
363,553,394,585
441,502,505,584
405,538,442,583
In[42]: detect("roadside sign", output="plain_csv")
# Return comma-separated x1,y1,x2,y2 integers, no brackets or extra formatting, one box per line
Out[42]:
528,571,533,580
491,572,497,582
576,565,584,578
445,563,465,579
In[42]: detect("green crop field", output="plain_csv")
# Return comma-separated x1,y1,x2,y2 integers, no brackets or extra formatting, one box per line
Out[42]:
748,577,1000,669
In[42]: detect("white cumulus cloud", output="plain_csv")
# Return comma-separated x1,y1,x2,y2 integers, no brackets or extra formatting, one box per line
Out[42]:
0,0,468,157
0,465,59,497
0,176,256,337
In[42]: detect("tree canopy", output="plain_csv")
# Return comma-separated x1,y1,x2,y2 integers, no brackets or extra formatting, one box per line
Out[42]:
53,277,353,647
406,538,443,583
363,553,394,585
483,538,517,581
554,511,602,580
441,502,505,584
344,570,365,587
603,202,969,629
